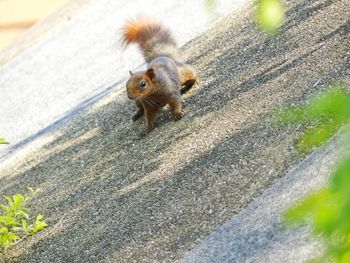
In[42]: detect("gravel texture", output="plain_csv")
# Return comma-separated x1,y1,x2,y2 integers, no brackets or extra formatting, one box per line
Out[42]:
0,0,349,262
0,0,248,159
180,131,347,262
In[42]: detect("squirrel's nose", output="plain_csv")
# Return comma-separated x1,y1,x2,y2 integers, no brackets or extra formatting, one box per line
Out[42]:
127,92,133,100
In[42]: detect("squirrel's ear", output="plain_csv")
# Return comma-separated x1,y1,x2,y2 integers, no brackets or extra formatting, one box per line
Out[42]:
145,68,156,82
129,70,133,76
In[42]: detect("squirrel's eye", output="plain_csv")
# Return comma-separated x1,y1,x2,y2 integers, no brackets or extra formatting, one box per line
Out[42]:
139,80,146,88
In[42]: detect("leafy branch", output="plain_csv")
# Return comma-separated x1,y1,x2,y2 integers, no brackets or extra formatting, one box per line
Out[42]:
0,188,47,253
276,84,350,262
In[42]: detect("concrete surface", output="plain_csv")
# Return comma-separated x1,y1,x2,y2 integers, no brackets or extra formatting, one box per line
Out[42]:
0,0,349,262
180,132,346,263
0,0,248,159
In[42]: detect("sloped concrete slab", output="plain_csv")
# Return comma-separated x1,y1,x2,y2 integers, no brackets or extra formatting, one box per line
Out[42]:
0,0,349,262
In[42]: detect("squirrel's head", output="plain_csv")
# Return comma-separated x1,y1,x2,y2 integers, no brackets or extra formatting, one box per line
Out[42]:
126,69,156,100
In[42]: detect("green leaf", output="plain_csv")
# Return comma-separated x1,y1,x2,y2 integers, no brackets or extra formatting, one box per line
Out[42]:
313,203,339,236
255,0,284,35
330,159,350,192
4,232,19,241
3,195,13,206
0,204,10,213
284,157,350,261
28,187,40,197
0,216,19,226
0,189,47,252
0,230,20,250
274,85,350,153
204,0,216,13
21,219,27,230
21,219,33,235
13,194,25,205
33,221,47,234
0,138,9,145
0,227,8,234
308,88,350,122
341,250,350,263
284,188,330,225
16,210,29,220
31,214,47,234
297,120,340,153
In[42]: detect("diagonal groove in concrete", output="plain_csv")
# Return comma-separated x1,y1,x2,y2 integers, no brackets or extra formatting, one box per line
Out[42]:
0,0,349,262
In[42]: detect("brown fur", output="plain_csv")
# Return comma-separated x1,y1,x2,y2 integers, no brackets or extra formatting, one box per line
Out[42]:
122,17,198,136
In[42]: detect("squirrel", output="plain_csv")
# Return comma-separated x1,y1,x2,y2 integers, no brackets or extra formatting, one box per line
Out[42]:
121,17,198,136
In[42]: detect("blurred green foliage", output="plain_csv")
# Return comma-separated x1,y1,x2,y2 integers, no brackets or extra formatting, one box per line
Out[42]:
255,0,284,35
275,86,350,153
204,0,285,35
285,157,350,263
0,188,47,254
204,0,216,13
276,84,350,262
0,138,9,145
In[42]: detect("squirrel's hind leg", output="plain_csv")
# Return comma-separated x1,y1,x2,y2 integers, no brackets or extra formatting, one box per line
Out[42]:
179,66,198,94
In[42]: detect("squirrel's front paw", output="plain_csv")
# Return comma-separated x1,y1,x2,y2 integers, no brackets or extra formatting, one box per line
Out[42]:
173,112,183,121
139,130,148,138
132,110,144,121
139,125,155,137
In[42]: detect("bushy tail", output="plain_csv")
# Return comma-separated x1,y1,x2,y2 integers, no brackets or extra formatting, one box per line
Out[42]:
121,17,177,63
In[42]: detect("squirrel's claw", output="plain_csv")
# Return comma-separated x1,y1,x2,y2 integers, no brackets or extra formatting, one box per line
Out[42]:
174,112,183,121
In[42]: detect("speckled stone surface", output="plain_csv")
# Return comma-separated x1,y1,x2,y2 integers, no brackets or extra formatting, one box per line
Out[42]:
0,0,349,262
180,132,346,262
